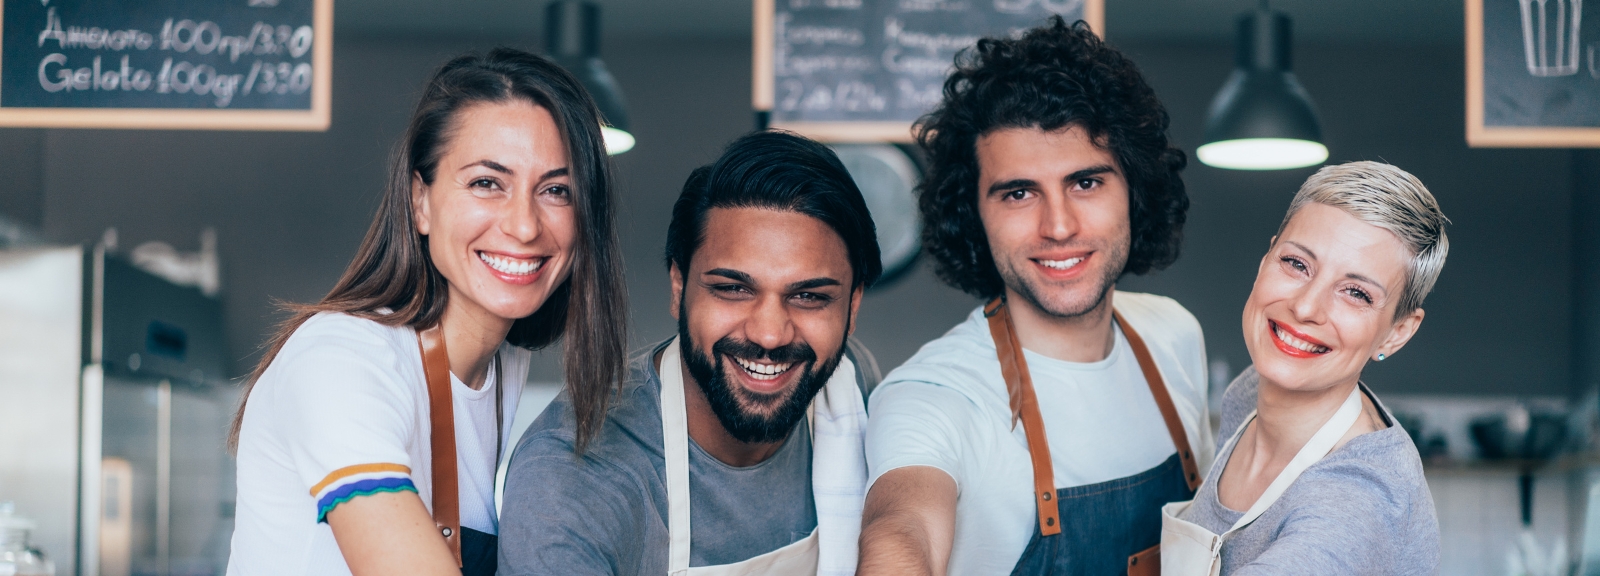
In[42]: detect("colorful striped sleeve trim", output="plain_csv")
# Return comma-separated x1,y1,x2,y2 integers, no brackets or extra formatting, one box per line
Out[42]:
310,463,414,523
315,477,417,523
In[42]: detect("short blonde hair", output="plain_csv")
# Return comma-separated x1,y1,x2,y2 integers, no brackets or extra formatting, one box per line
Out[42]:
1277,161,1450,318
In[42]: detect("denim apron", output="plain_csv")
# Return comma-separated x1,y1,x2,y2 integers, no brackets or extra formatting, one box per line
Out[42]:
981,298,1202,576
417,326,502,576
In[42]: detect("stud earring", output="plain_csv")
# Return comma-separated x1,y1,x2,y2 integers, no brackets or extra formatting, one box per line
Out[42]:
1375,353,1387,362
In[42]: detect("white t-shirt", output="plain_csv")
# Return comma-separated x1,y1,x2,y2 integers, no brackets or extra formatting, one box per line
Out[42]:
866,291,1215,576
227,312,529,576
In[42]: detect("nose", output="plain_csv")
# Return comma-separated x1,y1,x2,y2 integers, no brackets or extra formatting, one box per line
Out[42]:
501,189,544,244
744,294,796,353
1038,190,1079,242
1287,283,1329,326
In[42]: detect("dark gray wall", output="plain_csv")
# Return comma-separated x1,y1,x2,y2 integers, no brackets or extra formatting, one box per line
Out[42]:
3,34,1586,397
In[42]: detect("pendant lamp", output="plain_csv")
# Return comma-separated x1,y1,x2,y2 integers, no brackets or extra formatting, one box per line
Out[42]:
546,1,634,155
1196,2,1326,171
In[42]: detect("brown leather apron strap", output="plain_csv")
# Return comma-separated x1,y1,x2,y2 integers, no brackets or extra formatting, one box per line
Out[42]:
1111,310,1201,491
984,298,1061,537
417,325,463,567
984,298,1202,539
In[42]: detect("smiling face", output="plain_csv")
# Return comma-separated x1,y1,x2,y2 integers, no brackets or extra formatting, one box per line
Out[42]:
670,207,862,443
976,125,1130,318
412,99,577,327
1244,203,1425,393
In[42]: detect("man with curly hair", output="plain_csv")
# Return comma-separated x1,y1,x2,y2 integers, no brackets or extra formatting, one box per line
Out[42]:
858,18,1215,575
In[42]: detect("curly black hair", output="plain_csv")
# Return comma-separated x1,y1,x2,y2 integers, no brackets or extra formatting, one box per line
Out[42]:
915,17,1189,299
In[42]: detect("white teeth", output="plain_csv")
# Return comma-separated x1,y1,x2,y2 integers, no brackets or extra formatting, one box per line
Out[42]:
478,252,544,276
1273,324,1329,354
1039,257,1084,270
732,356,793,381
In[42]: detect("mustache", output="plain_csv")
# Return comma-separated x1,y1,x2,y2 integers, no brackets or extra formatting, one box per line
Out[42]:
712,337,817,366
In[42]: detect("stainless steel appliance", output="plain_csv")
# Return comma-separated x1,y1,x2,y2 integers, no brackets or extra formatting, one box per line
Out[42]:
0,244,236,576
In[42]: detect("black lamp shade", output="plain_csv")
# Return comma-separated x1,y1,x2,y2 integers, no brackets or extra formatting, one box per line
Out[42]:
546,1,633,154
1198,9,1327,170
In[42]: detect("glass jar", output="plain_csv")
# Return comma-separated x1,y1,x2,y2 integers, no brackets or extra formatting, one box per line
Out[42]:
0,502,55,576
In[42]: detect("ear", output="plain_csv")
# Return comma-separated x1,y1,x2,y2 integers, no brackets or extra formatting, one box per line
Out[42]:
669,264,684,321
412,172,432,235
846,285,865,336
1375,307,1425,360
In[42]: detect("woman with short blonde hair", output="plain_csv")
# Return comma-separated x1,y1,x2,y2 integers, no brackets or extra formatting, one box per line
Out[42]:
1162,161,1446,575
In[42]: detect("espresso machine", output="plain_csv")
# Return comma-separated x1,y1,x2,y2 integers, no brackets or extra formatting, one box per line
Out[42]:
0,244,236,576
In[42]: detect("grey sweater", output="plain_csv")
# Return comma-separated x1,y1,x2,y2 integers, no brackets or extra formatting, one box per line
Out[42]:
1179,367,1440,575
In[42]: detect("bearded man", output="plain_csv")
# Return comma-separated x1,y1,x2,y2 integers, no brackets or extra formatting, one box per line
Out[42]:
499,130,881,576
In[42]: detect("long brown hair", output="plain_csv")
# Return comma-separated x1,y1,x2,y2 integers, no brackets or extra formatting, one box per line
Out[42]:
228,47,628,453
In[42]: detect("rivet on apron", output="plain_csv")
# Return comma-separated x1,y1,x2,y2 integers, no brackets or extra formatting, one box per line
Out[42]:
1046,517,1055,527
1131,556,1139,565
1042,492,1052,501
441,527,453,537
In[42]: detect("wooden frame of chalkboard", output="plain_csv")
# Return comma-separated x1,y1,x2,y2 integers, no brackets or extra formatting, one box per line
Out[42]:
1466,0,1600,147
0,0,332,131
754,0,1103,143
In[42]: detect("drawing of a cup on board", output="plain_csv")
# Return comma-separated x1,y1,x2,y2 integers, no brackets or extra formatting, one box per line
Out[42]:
1519,0,1583,76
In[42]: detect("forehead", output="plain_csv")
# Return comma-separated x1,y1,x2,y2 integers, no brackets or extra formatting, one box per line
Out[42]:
1280,203,1411,284
974,125,1116,177
440,100,566,166
694,207,851,281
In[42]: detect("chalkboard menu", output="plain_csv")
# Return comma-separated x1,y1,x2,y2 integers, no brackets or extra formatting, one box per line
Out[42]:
754,0,1102,142
0,0,331,131
1468,0,1600,146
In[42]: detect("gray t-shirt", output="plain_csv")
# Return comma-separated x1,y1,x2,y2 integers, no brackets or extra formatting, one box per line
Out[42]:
498,339,877,575
1180,367,1440,575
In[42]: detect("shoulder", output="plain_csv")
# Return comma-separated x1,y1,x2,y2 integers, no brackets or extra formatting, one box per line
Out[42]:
1113,291,1203,345
276,312,414,365
510,344,665,475
876,306,996,398
1219,367,1261,440
1287,428,1433,528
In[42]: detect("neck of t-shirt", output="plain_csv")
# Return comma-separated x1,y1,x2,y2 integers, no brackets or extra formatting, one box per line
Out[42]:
1003,287,1118,363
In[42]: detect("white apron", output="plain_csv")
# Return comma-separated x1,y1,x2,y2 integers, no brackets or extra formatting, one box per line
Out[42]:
1159,385,1363,576
659,337,864,576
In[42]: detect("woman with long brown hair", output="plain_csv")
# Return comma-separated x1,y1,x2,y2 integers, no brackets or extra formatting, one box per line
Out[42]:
225,47,627,576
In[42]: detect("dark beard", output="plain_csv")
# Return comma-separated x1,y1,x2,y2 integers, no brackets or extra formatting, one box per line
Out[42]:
676,309,843,443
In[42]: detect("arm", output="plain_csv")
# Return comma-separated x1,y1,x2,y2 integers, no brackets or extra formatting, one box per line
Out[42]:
857,466,957,576
326,491,460,576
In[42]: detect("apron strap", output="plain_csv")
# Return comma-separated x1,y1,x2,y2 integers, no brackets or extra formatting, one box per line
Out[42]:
983,298,1061,537
1228,385,1364,533
417,325,463,567
1112,309,1201,491
983,297,1201,538
660,339,695,574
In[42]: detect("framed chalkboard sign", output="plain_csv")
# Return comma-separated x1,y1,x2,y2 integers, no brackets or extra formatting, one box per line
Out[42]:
0,0,331,131
1467,0,1600,146
754,0,1102,143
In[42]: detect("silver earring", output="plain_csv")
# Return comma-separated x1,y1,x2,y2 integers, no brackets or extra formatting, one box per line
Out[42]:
1375,353,1387,362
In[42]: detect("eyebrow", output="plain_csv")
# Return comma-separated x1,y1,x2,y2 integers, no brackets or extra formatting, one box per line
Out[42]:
704,268,754,284
463,160,513,174
1065,165,1117,183
1284,240,1389,295
460,163,569,181
788,277,843,291
703,269,843,291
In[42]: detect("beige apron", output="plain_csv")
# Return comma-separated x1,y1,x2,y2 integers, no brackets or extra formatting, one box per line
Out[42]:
659,338,822,576
1159,385,1363,576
